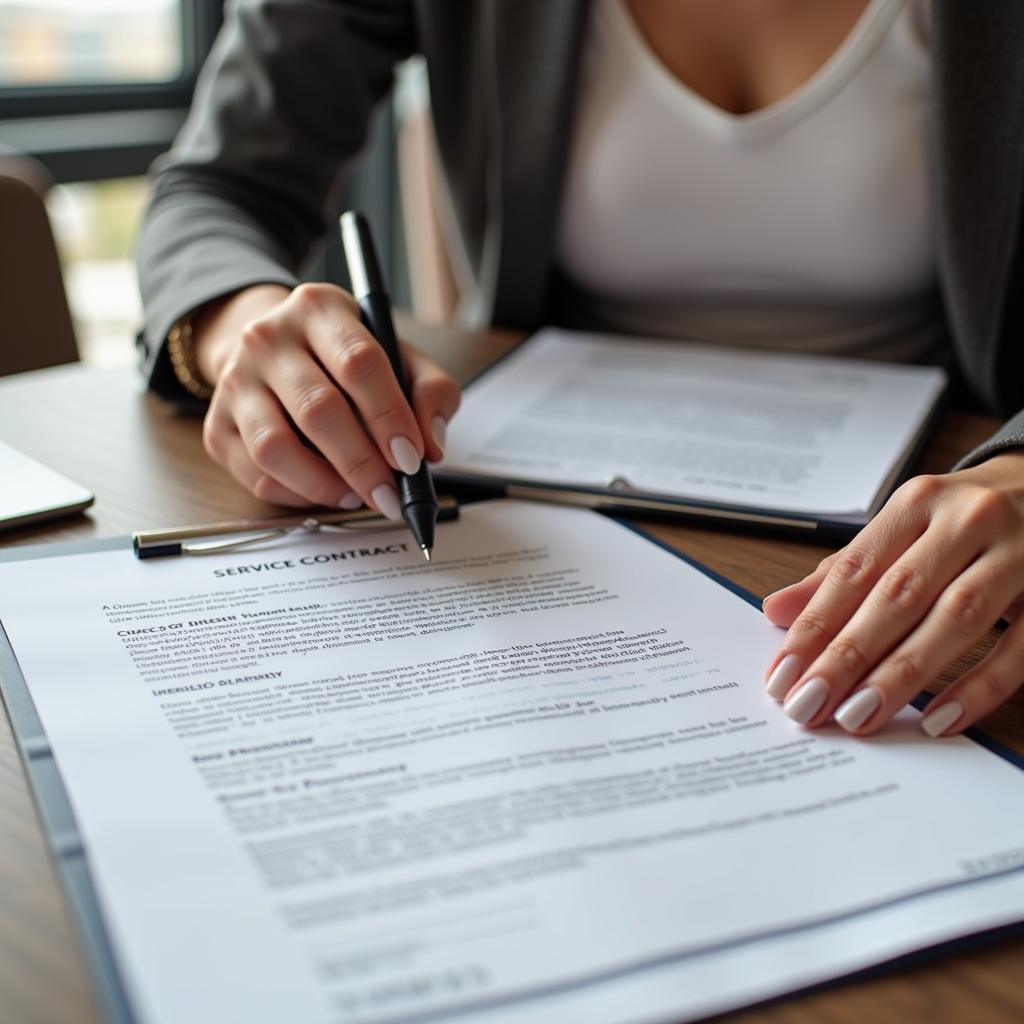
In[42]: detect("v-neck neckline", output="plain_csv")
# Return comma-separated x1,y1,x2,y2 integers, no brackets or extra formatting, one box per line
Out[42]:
605,0,903,139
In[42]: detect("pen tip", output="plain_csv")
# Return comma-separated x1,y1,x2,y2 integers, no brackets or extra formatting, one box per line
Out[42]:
421,546,431,562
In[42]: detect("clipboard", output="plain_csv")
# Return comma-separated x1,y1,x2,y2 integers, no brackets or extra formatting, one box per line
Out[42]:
436,330,949,542
1,523,1022,1024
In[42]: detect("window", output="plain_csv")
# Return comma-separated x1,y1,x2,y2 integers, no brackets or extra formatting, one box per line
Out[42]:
0,0,220,142
0,1,222,365
47,176,149,365
0,0,183,87
0,2,401,366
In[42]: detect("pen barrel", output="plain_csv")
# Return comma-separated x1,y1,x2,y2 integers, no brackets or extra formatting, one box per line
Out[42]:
342,209,439,554
340,210,386,296
357,292,410,397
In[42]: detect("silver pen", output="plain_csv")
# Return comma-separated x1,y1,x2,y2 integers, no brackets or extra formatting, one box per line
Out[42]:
132,497,459,559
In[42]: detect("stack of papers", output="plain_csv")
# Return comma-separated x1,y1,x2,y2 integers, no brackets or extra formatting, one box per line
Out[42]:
0,502,1022,1024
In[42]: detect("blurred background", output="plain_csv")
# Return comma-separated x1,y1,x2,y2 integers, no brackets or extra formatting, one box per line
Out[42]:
0,0,426,372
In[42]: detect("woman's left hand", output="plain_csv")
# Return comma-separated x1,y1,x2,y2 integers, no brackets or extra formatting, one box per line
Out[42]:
762,451,1024,737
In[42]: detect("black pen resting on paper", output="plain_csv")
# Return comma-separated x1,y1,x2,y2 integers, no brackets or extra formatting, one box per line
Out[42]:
340,211,439,561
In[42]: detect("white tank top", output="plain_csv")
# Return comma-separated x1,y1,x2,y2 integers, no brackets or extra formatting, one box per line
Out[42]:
555,0,943,361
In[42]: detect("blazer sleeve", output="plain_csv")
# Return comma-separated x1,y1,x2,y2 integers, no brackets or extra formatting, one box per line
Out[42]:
953,237,1024,470
136,0,416,403
953,410,1024,471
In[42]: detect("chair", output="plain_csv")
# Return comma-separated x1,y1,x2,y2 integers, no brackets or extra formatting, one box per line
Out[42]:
0,157,79,376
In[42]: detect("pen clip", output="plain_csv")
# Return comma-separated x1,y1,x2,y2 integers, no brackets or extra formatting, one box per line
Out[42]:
133,496,460,559
180,528,292,555
178,516,406,556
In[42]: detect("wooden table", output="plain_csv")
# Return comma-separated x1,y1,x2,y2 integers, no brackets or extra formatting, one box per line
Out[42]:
1,320,1022,1024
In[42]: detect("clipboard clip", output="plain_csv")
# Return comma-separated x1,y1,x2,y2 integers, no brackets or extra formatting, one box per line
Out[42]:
133,496,459,559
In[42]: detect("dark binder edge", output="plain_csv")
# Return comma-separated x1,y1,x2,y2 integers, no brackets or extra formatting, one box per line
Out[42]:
0,535,139,1024
0,523,1020,1024
439,472,864,542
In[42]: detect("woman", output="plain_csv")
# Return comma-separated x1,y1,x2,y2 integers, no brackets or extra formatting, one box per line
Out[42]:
137,0,1024,740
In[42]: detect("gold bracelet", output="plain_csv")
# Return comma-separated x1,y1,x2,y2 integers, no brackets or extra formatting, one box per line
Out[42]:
166,315,214,400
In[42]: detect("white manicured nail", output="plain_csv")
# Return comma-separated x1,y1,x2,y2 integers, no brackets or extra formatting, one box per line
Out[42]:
338,492,363,510
783,677,829,725
834,687,881,733
765,654,803,701
921,701,964,738
389,436,421,476
371,484,402,522
431,415,447,452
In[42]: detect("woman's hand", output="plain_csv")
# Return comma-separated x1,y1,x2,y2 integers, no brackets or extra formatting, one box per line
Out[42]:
762,452,1024,737
192,283,460,518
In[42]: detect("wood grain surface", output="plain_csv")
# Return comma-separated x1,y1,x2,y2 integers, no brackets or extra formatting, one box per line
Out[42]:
1,320,1022,1024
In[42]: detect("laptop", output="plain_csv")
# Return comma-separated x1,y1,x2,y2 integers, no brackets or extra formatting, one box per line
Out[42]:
0,440,94,531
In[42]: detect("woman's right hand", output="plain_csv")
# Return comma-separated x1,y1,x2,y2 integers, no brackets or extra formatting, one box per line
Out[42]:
192,282,461,518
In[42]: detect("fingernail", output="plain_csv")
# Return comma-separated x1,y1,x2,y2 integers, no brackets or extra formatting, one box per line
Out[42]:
834,687,882,733
765,654,802,701
389,436,421,476
371,484,402,522
431,415,447,452
921,701,964,738
338,492,363,510
762,586,788,607
783,677,829,725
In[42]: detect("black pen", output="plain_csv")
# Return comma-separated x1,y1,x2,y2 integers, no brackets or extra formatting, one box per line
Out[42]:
340,211,439,561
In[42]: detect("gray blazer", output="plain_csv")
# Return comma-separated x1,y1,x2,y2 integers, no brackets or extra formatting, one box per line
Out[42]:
137,0,1024,465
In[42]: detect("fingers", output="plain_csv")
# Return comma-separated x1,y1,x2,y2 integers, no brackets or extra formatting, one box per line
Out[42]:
204,415,322,509
292,285,425,474
763,471,1024,739
830,548,1020,735
258,351,401,512
205,389,354,508
919,612,1024,737
763,479,937,704
198,282,462,516
778,521,979,727
231,383,360,508
226,446,312,508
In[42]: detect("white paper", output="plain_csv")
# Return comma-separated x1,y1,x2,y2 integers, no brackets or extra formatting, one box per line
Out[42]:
442,329,947,516
1,502,1022,1024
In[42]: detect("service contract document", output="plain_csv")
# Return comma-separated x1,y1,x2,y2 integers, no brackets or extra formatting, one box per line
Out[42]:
2,502,1024,1024
441,329,947,521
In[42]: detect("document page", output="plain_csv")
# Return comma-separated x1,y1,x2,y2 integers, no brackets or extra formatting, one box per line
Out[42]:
442,329,947,516
1,502,1023,1024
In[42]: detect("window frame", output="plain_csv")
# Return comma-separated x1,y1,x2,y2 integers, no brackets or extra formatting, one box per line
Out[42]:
0,0,220,118
0,0,222,181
